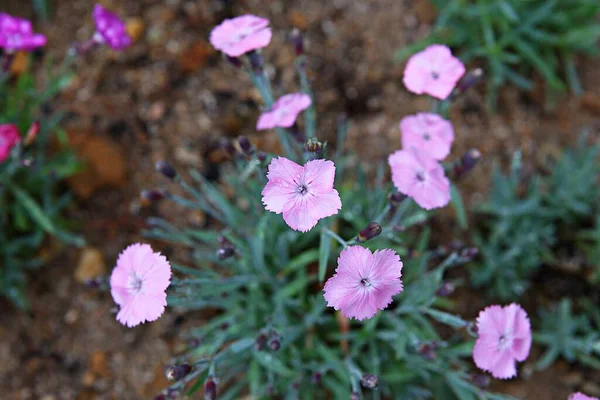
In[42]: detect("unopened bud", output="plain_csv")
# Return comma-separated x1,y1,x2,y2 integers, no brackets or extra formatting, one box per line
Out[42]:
389,192,407,207
24,121,40,146
350,392,360,400
455,68,484,97
311,371,322,384
216,246,235,260
436,281,456,297
472,373,491,388
417,343,437,361
236,136,254,155
304,137,325,154
220,138,236,157
155,161,177,179
226,55,242,68
360,374,379,389
248,50,263,72
165,364,192,382
257,151,267,163
290,28,304,56
357,222,382,243
268,337,281,351
452,149,481,180
141,189,166,203
204,377,217,400
460,247,479,261
255,333,268,351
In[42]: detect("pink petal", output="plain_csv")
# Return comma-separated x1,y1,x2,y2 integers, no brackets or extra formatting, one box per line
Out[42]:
261,181,296,213
266,157,303,183
303,159,336,191
489,350,517,379
335,246,373,280
282,198,320,232
256,110,277,130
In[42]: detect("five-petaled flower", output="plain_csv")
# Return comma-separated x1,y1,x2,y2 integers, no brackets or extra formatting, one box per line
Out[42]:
403,44,465,100
324,246,403,321
262,157,341,232
0,124,21,163
388,147,450,210
93,4,132,51
256,93,311,130
210,14,272,57
110,243,171,327
473,304,532,380
400,113,454,161
0,13,46,53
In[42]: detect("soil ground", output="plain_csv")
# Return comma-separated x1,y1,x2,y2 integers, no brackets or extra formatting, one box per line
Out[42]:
1,0,599,399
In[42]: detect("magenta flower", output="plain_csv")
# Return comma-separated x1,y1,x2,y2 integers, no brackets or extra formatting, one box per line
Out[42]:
209,15,272,57
110,243,171,327
473,304,532,380
388,147,450,210
570,393,599,400
403,44,465,100
0,124,21,163
257,93,311,130
400,113,454,161
324,246,403,321
0,13,46,53
262,157,341,232
92,4,132,51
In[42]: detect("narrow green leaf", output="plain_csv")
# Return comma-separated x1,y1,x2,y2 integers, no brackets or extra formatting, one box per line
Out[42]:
252,352,294,377
319,229,332,283
450,184,468,229
424,308,468,328
9,184,55,234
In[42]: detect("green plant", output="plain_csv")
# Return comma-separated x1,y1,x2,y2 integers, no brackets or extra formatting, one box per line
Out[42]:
0,56,83,308
395,0,600,108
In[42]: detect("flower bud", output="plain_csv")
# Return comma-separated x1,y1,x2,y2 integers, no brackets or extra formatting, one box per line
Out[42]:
257,151,267,163
204,377,217,400
357,222,382,243
350,392,360,400
220,138,236,157
436,281,456,297
455,68,484,97
452,149,481,180
290,28,304,56
268,337,281,351
216,246,235,260
360,374,379,389
248,50,263,72
24,121,40,146
417,343,437,361
255,333,268,351
141,189,166,203
155,160,177,179
389,192,407,207
165,364,192,382
460,247,479,261
236,136,254,155
472,373,491,388
311,371,322,384
304,137,325,154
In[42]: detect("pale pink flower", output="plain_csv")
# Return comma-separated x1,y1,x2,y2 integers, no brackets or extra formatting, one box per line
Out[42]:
403,44,465,100
400,113,454,160
0,13,46,52
93,4,132,51
0,124,21,163
324,246,403,321
569,393,599,400
256,93,311,130
473,304,532,380
262,157,341,232
209,15,272,57
110,243,171,327
388,147,450,210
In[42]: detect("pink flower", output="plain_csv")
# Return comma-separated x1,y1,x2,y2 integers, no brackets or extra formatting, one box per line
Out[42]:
93,4,132,51
209,15,272,57
0,124,21,163
403,44,465,100
257,93,311,130
324,246,403,321
0,13,46,52
400,113,454,161
473,304,532,380
110,243,171,327
262,157,341,232
570,393,599,400
388,147,450,210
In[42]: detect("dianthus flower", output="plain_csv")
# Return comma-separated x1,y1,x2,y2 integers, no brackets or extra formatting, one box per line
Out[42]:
262,157,341,232
324,246,403,321
400,113,454,161
256,93,311,130
110,243,171,327
388,147,450,210
93,4,132,51
0,13,46,52
209,15,272,57
0,124,21,163
473,304,532,379
403,44,465,100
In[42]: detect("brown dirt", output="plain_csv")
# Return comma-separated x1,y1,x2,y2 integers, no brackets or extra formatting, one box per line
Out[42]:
1,0,599,399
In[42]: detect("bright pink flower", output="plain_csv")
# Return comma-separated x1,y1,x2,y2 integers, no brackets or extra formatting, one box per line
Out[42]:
257,93,311,130
0,13,46,52
473,304,532,380
324,246,403,321
0,124,21,163
388,147,450,210
400,113,454,160
569,393,599,400
262,157,341,232
110,243,171,327
93,4,132,51
403,44,465,100
209,15,272,57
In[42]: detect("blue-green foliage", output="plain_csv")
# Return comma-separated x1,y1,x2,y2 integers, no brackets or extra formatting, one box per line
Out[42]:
0,57,82,308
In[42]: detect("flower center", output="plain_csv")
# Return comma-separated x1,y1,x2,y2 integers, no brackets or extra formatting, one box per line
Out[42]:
498,332,513,350
431,71,440,80
416,171,426,182
360,278,372,287
297,184,308,195
422,132,431,141
128,273,143,294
